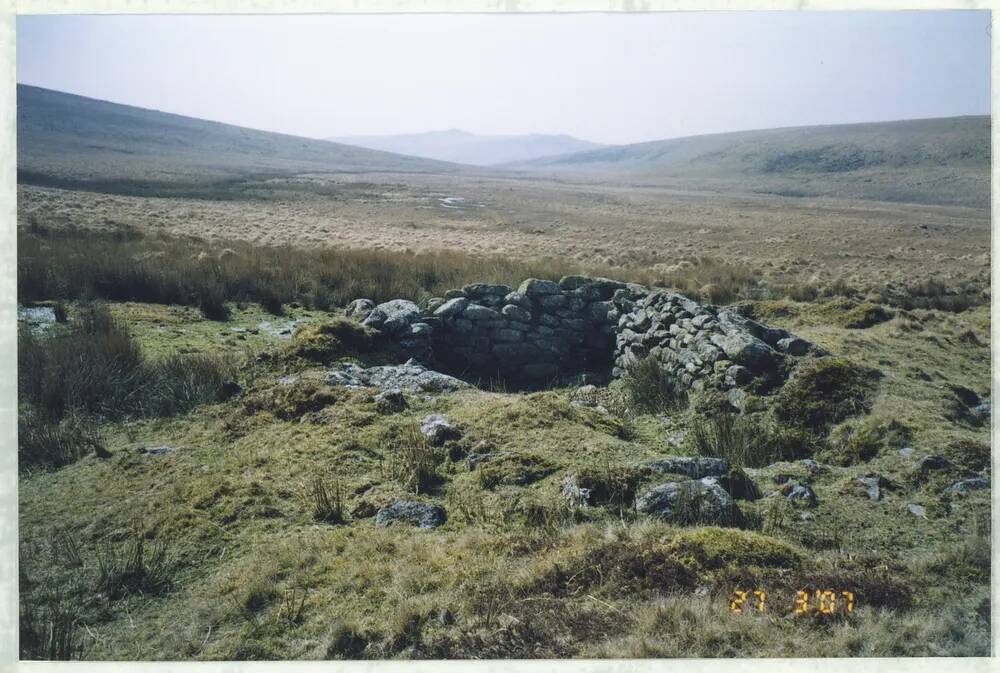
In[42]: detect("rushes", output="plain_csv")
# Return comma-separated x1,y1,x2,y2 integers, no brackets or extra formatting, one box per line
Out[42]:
618,356,687,415
689,414,814,468
306,475,346,524
382,424,442,495
95,528,172,600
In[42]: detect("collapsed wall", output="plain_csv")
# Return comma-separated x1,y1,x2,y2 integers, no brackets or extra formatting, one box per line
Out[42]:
351,275,822,395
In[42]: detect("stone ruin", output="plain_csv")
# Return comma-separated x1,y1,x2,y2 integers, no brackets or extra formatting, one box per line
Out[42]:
348,275,825,399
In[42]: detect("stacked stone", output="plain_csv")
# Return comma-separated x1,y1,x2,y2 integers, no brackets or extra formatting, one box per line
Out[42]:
612,288,819,398
426,276,627,385
359,298,434,362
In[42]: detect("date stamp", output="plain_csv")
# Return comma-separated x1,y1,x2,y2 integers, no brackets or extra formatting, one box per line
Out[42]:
730,589,855,615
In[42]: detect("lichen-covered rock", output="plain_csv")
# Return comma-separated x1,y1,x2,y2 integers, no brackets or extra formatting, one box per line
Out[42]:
373,388,406,414
518,278,560,296
561,474,591,507
375,501,447,529
326,360,469,394
645,456,730,479
345,298,375,319
781,481,818,505
636,478,743,526
916,455,953,472
362,299,422,335
947,476,989,494
420,415,461,446
434,297,469,318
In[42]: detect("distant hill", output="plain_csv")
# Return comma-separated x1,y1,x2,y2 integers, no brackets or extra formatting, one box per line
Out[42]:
330,129,603,166
17,84,459,195
508,117,990,207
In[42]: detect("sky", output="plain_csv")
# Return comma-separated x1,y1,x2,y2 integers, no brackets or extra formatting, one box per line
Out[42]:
16,11,991,146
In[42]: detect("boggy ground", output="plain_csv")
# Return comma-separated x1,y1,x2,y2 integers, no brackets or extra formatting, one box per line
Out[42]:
17,269,991,659
17,172,990,294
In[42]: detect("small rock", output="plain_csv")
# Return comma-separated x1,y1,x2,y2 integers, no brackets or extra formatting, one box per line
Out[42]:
636,478,743,526
140,445,179,456
420,415,461,446
645,456,730,479
518,278,561,296
800,459,822,475
374,389,406,414
561,474,591,507
433,297,469,319
899,447,915,458
782,481,818,505
858,476,883,501
374,501,447,529
799,512,815,522
947,476,990,494
666,431,686,447
345,298,376,319
916,455,953,472
907,503,927,518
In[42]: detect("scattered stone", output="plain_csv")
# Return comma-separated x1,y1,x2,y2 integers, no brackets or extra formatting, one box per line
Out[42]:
18,306,57,332
561,474,591,507
420,415,461,446
345,298,376,319
362,299,422,335
666,431,686,448
374,501,447,529
916,455,953,472
858,476,886,501
800,459,822,475
645,456,730,479
899,447,915,459
907,503,927,518
518,278,560,296
782,481,818,505
140,445,179,456
946,476,990,494
636,478,743,526
326,360,469,394
433,297,469,319
373,389,406,414
712,468,761,501
466,451,496,471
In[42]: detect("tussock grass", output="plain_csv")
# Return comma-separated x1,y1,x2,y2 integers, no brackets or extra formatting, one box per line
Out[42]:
18,225,791,314
616,356,688,415
17,303,238,471
689,413,816,468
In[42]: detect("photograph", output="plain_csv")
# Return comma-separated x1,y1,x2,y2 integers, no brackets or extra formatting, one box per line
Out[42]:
13,8,992,660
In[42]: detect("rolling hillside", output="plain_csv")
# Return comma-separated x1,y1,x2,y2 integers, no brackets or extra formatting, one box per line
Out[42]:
510,117,991,207
330,128,603,166
17,85,460,195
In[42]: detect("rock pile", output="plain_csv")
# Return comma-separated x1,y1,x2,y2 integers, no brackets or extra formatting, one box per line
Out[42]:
349,275,822,394
612,289,822,400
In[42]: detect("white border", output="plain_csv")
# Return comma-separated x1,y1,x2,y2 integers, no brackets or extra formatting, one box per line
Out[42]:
0,2,995,672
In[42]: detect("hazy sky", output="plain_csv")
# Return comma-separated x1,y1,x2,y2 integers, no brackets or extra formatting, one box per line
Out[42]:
17,12,991,145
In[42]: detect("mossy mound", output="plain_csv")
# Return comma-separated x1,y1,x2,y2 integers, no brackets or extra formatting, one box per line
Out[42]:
667,527,803,571
772,357,881,432
822,415,913,466
476,452,557,489
841,302,893,329
243,380,338,421
288,318,375,363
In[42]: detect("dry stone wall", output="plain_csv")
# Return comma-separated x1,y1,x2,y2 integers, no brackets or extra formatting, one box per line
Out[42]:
353,275,822,394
